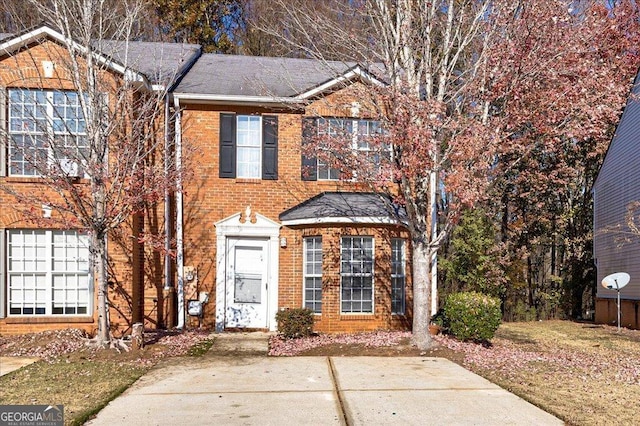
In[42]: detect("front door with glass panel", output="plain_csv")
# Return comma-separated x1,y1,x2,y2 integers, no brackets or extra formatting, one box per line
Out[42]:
225,238,269,328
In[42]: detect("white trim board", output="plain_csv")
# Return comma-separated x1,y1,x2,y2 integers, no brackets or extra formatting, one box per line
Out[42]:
214,211,281,332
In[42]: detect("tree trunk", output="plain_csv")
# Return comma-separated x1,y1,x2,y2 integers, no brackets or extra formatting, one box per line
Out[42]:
94,232,110,345
131,322,144,350
411,239,432,350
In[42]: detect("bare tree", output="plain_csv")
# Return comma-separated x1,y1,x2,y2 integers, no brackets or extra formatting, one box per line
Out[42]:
0,0,189,345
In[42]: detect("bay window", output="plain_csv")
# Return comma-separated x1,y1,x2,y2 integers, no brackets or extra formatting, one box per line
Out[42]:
303,236,323,313
391,238,406,315
341,236,374,313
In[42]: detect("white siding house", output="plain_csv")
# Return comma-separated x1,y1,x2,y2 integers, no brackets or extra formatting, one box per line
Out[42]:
593,74,640,329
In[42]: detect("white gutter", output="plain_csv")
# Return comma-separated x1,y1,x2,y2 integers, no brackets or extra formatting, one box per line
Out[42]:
281,216,406,227
173,93,301,106
430,170,438,316
174,95,185,329
163,95,172,293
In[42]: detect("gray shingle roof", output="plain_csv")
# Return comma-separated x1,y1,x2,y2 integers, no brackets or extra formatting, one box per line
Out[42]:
97,40,201,86
279,192,407,224
0,27,201,87
174,54,359,98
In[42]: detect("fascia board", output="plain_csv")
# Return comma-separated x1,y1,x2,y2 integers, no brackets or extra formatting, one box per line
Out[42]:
0,26,151,90
295,66,387,100
0,26,60,55
173,92,303,106
281,216,405,226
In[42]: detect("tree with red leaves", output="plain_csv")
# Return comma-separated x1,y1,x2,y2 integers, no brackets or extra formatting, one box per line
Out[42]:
258,0,640,347
484,1,640,319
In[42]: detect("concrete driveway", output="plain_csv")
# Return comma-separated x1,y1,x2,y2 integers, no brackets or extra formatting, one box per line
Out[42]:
0,356,40,376
86,354,562,425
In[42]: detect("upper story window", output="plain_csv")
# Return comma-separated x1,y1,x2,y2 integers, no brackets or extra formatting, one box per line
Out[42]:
219,113,278,180
8,89,87,177
302,117,388,181
236,115,262,178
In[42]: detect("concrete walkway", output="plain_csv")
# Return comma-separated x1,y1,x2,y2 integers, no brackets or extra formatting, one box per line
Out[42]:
0,356,40,376
86,333,562,426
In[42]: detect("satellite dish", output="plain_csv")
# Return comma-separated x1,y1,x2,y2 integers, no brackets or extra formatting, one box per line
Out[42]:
601,272,630,290
601,272,630,332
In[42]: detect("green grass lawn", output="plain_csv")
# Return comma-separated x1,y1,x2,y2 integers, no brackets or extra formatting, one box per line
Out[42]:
0,359,147,425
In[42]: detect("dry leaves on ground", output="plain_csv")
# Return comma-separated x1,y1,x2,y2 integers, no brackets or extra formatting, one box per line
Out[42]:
0,329,90,361
0,328,213,364
268,330,412,356
433,325,640,386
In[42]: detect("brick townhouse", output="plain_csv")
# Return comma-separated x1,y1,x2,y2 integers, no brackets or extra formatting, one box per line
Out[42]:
0,25,412,336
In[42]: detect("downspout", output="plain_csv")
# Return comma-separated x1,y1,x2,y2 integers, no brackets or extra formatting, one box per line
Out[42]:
164,94,172,293
174,95,185,329
430,171,438,316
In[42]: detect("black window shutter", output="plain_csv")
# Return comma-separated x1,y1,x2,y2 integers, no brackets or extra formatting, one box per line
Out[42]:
219,113,236,178
262,115,278,180
301,117,317,181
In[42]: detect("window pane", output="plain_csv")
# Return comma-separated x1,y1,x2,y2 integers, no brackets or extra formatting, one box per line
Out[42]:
234,274,262,303
340,237,374,313
236,116,261,178
303,237,322,313
391,239,406,314
7,230,91,316
8,89,87,177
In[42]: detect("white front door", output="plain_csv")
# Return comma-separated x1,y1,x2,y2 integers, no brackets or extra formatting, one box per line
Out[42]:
225,238,269,328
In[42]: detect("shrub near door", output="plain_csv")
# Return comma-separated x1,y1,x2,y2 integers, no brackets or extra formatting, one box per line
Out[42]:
443,292,502,342
275,308,315,339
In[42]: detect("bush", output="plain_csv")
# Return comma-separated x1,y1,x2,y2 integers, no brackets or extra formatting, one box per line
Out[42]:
275,308,315,339
443,292,501,342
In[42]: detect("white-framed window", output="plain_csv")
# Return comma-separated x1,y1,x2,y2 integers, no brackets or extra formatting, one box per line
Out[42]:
341,236,374,313
316,118,386,180
303,236,323,313
236,115,262,178
391,239,406,315
8,89,87,177
7,229,91,316
316,118,347,180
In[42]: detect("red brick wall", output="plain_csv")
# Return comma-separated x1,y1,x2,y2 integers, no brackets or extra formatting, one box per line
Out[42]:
0,39,152,337
179,85,412,333
595,298,640,330
288,225,413,333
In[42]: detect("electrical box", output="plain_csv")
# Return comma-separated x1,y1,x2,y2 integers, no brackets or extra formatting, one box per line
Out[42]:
187,300,202,317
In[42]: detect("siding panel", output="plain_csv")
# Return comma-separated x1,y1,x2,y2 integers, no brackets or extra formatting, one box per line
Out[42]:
594,79,640,301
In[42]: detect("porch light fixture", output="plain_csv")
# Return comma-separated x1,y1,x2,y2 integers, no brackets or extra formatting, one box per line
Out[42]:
280,237,287,248
184,266,196,282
